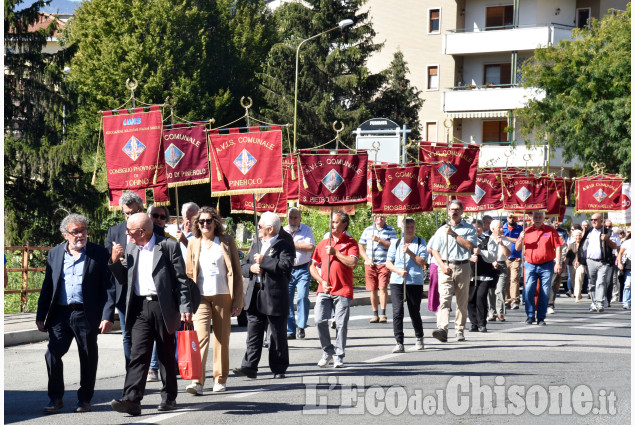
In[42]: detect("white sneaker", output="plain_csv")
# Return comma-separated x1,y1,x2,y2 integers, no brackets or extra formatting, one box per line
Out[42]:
414,338,424,351
317,353,333,368
455,331,465,341
333,356,344,368
589,303,598,312
146,370,159,382
186,382,203,395
547,307,555,314
212,382,226,393
392,343,404,353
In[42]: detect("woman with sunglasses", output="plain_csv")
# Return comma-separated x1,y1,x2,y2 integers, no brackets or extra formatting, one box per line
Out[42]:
184,207,243,394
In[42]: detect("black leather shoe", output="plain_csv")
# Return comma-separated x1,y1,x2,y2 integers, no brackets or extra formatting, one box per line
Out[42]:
287,333,296,340
111,399,141,416
431,329,447,342
43,399,63,414
478,326,488,333
232,367,257,379
74,401,91,413
273,373,286,379
468,325,479,332
297,328,305,339
157,399,177,411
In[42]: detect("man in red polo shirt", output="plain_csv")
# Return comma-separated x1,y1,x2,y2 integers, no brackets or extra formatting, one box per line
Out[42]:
516,210,563,325
310,211,359,369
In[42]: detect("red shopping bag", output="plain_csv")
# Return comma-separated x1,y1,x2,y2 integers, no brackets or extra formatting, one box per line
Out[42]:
177,324,202,380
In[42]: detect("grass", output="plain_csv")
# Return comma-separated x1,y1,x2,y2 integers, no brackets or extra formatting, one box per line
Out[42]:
4,249,46,314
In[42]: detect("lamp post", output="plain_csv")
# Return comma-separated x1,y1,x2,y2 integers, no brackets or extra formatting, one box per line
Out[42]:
293,19,354,152
62,66,71,143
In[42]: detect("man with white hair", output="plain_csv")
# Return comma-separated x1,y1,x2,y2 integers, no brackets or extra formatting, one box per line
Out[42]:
176,202,200,256
234,211,294,379
516,210,563,325
486,219,511,322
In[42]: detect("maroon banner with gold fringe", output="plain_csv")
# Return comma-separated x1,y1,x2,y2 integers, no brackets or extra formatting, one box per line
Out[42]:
207,126,283,196
283,153,299,200
369,163,431,215
419,141,480,195
298,149,368,206
575,176,623,213
230,191,287,216
163,123,209,187
502,172,547,211
455,170,503,212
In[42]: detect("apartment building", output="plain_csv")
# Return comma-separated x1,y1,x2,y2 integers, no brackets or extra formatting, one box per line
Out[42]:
365,0,627,173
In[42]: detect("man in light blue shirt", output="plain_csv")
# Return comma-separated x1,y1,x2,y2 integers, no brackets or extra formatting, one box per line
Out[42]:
429,200,477,343
385,218,427,352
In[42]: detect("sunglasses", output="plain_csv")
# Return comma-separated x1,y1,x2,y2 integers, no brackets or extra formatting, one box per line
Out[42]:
152,213,167,220
590,219,600,222
198,219,214,226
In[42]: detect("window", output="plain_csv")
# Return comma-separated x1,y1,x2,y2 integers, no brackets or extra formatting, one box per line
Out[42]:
483,120,508,143
427,66,439,90
485,5,514,30
429,9,440,33
484,63,511,86
576,8,591,29
426,122,437,142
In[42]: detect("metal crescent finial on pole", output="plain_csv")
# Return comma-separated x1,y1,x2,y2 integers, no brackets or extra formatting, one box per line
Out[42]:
523,154,532,174
504,148,513,169
126,78,138,108
333,121,344,150
240,96,253,110
443,119,452,144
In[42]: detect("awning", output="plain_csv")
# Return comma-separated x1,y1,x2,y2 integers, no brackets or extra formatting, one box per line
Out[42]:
444,110,510,119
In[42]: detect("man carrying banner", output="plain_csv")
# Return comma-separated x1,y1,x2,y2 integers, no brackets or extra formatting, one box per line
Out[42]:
429,200,478,343
503,213,523,310
359,215,397,323
515,210,563,325
284,208,315,340
310,211,359,368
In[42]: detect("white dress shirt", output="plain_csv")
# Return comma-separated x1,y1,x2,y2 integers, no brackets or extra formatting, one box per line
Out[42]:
136,234,158,296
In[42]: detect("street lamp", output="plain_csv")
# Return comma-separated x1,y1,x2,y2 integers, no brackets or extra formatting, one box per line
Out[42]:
63,66,71,143
293,19,354,152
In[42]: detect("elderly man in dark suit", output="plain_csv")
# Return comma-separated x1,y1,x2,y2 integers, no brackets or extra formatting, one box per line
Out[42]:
109,213,195,416
36,213,115,414
233,211,294,379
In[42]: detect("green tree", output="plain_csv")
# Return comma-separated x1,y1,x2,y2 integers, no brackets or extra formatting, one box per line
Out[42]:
516,5,631,176
370,50,424,141
257,0,385,149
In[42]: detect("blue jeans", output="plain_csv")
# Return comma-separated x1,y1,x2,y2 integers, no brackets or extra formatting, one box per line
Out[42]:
524,261,554,321
150,343,159,372
287,264,311,334
117,307,132,367
623,270,631,307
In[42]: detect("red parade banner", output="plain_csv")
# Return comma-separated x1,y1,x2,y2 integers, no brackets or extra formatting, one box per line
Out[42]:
297,149,368,206
283,153,299,200
455,170,503,212
545,177,572,217
230,191,287,216
432,193,449,211
369,163,432,215
419,141,480,195
575,176,623,213
102,105,169,209
163,123,210,187
502,172,547,211
207,126,283,196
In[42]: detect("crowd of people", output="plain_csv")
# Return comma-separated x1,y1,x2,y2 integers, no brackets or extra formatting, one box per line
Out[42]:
35,193,631,415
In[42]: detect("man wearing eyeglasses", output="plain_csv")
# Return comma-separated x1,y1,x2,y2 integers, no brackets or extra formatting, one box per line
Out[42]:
36,214,115,414
580,214,620,312
176,202,199,256
105,192,165,368
233,212,294,379
109,213,195,416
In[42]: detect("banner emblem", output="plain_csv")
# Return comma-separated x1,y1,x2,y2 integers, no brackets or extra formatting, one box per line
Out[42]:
165,144,185,169
234,149,257,175
123,136,146,161
392,181,412,202
438,163,457,182
516,186,531,202
593,189,607,203
471,185,486,204
321,169,344,193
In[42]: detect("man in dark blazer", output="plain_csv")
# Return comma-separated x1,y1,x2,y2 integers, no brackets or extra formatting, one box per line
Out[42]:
36,214,115,414
233,211,294,379
105,191,165,367
109,213,195,416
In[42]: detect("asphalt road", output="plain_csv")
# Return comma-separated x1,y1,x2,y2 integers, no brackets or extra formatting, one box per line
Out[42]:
4,295,631,424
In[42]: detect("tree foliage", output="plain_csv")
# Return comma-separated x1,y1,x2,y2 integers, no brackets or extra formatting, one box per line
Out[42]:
370,49,424,140
516,5,631,176
257,0,386,149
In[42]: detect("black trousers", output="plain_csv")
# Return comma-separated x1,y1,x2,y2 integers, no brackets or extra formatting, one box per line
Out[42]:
46,307,98,403
241,301,289,375
390,284,424,344
122,297,177,404
468,281,490,328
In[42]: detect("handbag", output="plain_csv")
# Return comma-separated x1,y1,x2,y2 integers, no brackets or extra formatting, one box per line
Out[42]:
177,323,202,380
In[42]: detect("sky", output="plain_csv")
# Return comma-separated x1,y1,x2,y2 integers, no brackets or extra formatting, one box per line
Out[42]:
41,0,81,14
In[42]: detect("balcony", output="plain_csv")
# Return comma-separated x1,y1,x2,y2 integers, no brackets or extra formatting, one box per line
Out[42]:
478,143,581,170
444,24,574,55
442,86,545,114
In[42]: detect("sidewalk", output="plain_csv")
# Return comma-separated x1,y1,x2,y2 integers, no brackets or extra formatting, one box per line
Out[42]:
4,287,426,346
